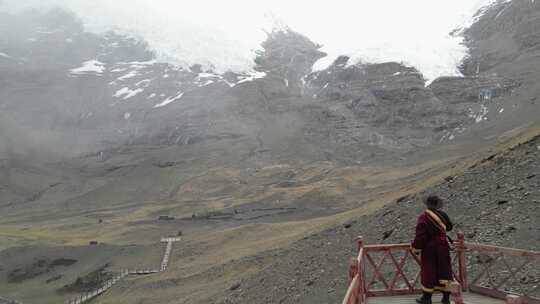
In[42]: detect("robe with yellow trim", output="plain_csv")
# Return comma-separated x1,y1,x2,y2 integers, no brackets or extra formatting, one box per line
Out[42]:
411,208,453,292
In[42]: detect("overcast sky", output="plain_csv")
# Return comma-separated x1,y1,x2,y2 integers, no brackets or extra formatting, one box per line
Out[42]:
1,0,500,80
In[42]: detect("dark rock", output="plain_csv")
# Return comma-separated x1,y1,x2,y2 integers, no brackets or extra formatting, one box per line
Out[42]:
190,64,203,74
396,195,410,204
158,215,175,221
466,231,476,239
45,275,62,284
505,226,517,233
382,229,394,240
381,210,394,217
476,254,494,264
230,282,241,291
50,258,77,267
155,161,178,168
276,180,298,188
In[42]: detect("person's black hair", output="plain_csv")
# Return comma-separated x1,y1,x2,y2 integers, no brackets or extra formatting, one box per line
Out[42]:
425,195,443,209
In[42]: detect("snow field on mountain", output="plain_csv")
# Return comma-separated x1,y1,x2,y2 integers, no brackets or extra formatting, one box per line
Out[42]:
3,0,504,81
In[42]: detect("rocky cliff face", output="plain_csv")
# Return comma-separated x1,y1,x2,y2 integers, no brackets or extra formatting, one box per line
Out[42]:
460,0,540,76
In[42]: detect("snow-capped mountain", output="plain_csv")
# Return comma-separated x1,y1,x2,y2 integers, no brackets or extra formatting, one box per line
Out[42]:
0,0,505,80
0,0,539,212
1,2,538,163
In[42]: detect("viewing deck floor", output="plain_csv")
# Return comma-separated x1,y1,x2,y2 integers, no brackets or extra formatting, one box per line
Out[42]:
367,293,505,304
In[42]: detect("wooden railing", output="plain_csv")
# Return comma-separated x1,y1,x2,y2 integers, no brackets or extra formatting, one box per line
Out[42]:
343,236,465,304
342,238,367,304
343,233,540,304
464,242,540,304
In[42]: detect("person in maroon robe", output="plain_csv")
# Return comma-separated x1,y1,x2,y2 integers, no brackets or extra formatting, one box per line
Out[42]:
411,195,454,304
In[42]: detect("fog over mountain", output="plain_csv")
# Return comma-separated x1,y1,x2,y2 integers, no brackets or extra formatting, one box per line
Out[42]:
1,0,500,80
1,1,540,303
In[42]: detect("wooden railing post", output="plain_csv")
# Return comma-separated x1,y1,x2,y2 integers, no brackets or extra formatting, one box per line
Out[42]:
506,295,525,304
356,236,366,304
349,257,358,282
357,236,364,252
456,232,468,291
450,281,464,304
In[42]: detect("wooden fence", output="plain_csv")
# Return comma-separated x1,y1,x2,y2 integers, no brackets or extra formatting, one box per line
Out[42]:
343,233,540,304
465,242,540,304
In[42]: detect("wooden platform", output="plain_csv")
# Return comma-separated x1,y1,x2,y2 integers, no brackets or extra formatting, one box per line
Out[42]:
367,293,505,304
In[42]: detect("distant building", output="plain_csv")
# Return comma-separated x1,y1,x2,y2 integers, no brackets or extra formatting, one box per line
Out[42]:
158,215,175,221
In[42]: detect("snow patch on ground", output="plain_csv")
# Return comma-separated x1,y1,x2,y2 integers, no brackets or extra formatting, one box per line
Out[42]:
135,79,152,87
195,72,222,86
0,52,11,58
198,80,214,87
154,92,184,108
117,70,138,81
440,126,467,142
111,67,128,73
197,72,220,78
118,60,157,69
70,60,105,75
114,87,144,99
469,105,489,123
36,29,62,35
194,71,266,87
235,71,267,85
124,112,131,119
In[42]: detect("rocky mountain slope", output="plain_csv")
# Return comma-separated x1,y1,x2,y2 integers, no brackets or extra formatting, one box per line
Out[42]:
221,135,540,304
0,1,539,303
